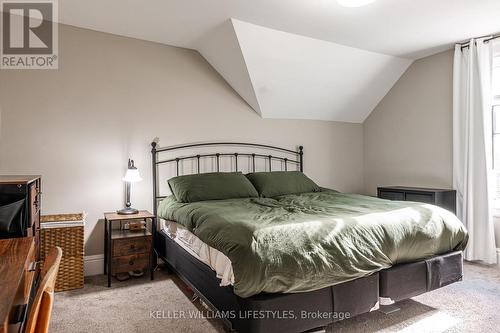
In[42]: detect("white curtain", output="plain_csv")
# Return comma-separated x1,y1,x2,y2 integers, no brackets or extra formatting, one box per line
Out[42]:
453,38,497,264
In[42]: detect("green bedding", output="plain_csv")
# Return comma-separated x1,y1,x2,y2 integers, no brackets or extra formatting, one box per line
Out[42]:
157,189,468,298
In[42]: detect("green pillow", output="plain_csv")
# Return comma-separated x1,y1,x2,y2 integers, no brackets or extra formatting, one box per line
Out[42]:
246,171,320,197
168,172,258,203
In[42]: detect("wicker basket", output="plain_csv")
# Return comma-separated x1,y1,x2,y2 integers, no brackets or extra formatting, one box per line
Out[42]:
40,213,85,292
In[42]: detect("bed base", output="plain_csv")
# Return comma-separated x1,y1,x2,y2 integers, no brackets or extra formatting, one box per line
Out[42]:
379,250,463,302
155,230,463,333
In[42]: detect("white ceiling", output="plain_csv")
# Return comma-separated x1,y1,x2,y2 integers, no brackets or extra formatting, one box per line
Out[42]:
53,0,500,122
59,0,500,59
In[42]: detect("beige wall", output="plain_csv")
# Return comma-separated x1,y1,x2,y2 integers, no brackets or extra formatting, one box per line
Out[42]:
0,25,364,256
364,49,500,249
363,50,454,195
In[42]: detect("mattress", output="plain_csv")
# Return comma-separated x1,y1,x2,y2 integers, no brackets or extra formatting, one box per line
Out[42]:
160,219,234,286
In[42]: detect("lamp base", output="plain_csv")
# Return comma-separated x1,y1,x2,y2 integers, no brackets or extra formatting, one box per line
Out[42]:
117,207,139,215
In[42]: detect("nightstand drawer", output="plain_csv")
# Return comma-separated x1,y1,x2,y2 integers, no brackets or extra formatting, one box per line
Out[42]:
111,253,149,274
112,236,151,257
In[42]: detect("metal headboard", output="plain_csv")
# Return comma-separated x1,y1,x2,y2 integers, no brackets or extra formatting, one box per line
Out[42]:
151,141,304,215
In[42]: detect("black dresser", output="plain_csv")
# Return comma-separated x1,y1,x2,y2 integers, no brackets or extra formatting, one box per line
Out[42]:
0,176,41,259
377,186,456,214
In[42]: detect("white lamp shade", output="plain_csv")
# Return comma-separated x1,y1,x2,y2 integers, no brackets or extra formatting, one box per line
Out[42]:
123,168,142,183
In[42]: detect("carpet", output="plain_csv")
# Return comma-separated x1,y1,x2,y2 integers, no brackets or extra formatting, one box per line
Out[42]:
51,262,500,332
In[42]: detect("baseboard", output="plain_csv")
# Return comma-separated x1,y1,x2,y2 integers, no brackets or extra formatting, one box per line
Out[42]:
84,254,104,276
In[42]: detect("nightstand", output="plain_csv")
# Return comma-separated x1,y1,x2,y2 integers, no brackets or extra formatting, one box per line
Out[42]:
103,210,156,287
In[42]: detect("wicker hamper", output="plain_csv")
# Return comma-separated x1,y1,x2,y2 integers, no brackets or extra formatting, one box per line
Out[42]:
40,213,85,292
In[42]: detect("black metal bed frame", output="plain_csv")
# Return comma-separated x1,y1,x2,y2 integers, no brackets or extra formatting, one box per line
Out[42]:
150,141,310,332
151,141,303,215
149,140,465,333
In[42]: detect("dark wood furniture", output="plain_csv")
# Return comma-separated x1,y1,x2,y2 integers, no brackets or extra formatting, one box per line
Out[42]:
0,237,37,333
103,211,156,287
151,142,464,333
377,186,456,214
0,176,42,260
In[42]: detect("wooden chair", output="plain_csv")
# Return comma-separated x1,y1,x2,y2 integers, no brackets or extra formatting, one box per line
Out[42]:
25,246,63,333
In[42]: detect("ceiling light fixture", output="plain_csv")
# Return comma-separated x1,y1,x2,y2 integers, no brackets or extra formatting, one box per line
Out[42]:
337,0,376,7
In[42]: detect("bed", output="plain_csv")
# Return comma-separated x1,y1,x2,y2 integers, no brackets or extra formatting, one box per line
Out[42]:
150,141,468,333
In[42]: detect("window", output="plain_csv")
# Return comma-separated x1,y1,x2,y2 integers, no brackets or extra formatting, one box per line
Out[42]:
491,42,500,202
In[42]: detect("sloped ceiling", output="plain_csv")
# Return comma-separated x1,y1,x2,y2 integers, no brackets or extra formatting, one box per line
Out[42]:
197,19,411,122
196,21,262,115
239,19,410,122
28,0,500,122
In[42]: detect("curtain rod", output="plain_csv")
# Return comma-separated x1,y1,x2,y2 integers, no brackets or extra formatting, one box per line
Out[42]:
459,34,500,49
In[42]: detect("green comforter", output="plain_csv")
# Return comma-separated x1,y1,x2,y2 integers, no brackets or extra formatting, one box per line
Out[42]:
158,189,468,298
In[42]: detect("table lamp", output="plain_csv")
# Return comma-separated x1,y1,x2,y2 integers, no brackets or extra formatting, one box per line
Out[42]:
117,159,142,215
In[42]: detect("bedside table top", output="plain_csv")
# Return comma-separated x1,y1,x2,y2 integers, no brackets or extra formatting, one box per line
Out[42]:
104,210,155,221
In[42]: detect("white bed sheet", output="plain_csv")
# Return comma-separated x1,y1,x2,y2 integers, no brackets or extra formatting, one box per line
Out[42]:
160,219,234,286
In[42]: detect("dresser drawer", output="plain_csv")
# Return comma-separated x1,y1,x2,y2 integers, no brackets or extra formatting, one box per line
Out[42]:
26,211,39,235
405,192,434,204
31,208,40,229
112,236,151,257
378,190,405,201
111,253,149,274
30,184,40,216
